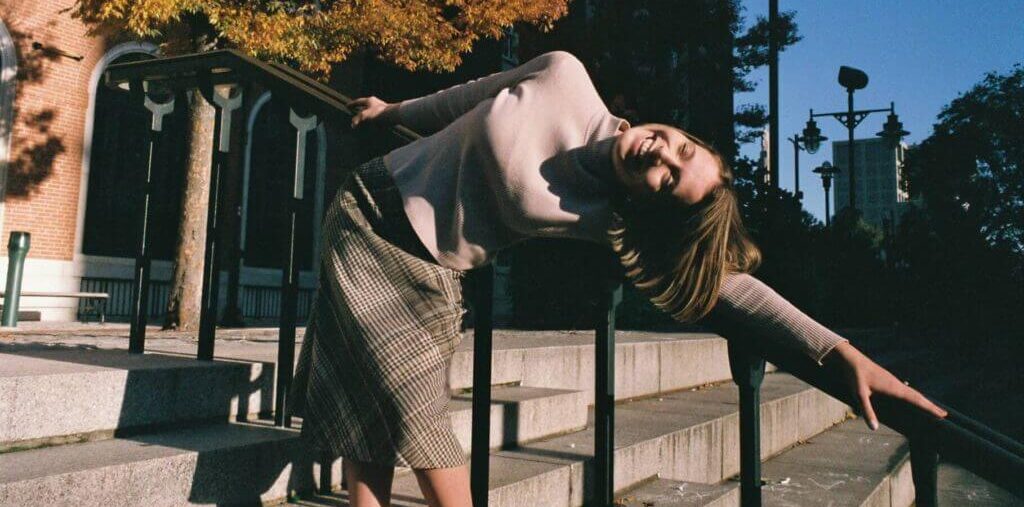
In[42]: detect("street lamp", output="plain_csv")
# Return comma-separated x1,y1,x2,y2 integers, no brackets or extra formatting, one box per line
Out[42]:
793,117,830,202
813,161,840,227
877,104,910,147
801,118,827,154
804,66,909,213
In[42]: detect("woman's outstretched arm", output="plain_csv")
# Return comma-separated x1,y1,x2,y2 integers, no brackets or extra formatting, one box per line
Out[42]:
706,272,947,430
710,272,847,365
350,51,589,135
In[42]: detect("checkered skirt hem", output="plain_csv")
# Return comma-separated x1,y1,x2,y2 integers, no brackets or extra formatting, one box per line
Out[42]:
290,156,468,469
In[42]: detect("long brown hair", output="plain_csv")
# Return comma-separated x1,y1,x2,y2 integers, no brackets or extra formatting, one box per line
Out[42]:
607,131,761,323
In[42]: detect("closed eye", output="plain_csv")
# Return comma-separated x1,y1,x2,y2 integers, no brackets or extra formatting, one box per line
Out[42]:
679,141,695,160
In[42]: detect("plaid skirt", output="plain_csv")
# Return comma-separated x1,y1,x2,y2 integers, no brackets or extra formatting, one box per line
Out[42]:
290,156,468,469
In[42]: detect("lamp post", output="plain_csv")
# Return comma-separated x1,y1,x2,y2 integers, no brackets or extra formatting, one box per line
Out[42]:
786,135,812,200
813,161,839,227
799,66,909,213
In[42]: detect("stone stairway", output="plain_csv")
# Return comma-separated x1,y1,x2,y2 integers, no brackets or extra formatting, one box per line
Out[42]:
1,329,1016,506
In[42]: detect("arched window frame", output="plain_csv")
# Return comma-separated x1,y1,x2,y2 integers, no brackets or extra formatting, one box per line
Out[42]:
74,41,159,260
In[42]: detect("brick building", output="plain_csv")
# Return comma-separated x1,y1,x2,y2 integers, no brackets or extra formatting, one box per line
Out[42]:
1,2,156,321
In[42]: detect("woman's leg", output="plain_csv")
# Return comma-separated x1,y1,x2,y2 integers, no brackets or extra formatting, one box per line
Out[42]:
412,464,473,507
344,458,395,507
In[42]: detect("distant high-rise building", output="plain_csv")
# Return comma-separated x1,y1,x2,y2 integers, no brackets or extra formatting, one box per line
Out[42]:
832,138,909,228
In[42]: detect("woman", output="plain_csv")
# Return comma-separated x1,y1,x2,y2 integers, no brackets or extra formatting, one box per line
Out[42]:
291,51,947,507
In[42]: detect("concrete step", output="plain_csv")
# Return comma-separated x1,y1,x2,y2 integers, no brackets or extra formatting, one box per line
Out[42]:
0,330,743,452
0,421,340,506
300,373,848,507
617,418,1024,506
5,329,749,415
0,346,274,452
448,386,588,452
451,330,766,405
936,463,1024,506
0,383,584,507
614,418,912,506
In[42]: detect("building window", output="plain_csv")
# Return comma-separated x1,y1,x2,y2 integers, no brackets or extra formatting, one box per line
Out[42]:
243,100,318,270
82,52,187,259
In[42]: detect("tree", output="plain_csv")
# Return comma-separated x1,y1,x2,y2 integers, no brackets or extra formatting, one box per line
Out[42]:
898,65,1024,340
69,0,571,329
904,65,1024,258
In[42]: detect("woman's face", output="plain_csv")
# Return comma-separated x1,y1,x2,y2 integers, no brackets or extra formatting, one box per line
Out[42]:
611,123,722,205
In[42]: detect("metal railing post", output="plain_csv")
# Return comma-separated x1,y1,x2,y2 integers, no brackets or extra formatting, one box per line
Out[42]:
196,80,240,360
728,342,766,507
910,439,939,507
594,281,621,506
470,265,494,507
1,231,30,327
275,107,317,428
129,79,175,353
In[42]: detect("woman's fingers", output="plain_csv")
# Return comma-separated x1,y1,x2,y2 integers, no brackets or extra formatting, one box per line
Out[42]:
858,387,880,431
350,96,369,109
897,385,949,420
349,97,384,128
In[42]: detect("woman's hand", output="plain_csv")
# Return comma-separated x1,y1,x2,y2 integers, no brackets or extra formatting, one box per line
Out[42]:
825,341,948,430
349,96,398,129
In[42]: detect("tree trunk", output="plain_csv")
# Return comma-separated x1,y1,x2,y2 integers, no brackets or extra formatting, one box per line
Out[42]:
164,89,215,330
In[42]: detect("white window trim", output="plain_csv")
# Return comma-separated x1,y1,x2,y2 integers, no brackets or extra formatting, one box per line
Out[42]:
0,19,18,230
74,41,159,263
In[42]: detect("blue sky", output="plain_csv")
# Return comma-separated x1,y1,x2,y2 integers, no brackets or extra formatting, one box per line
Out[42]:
737,0,1024,221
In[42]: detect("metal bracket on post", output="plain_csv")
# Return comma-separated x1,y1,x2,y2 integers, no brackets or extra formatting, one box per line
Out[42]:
728,342,766,507
129,79,175,354
197,82,243,361
143,89,176,132
288,109,318,199
275,107,319,428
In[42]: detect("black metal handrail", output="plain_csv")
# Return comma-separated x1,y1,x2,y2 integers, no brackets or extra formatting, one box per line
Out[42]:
101,48,619,504
719,321,1024,506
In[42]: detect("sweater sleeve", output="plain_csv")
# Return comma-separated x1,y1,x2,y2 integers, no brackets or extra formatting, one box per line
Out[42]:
397,51,589,135
705,272,849,365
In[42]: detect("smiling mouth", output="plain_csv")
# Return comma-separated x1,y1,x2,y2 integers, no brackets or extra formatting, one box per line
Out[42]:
630,134,657,174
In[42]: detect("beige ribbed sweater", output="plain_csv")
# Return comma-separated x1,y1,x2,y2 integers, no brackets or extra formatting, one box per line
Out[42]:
383,51,847,364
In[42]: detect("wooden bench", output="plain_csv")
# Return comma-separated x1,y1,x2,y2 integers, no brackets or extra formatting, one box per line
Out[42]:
0,291,109,323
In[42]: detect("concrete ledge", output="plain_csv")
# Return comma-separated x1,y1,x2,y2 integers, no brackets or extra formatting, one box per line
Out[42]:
937,463,1024,506
450,331,740,405
615,479,738,506
0,347,273,450
759,419,912,506
614,419,913,507
449,386,588,452
0,422,341,507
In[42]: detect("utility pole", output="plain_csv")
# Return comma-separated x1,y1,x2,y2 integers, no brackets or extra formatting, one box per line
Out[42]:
768,0,780,189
